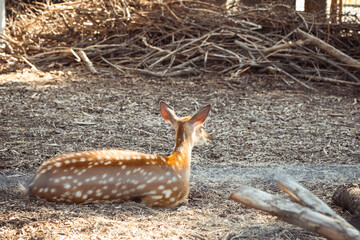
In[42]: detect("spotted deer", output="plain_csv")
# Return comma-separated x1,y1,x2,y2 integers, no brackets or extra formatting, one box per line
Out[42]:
28,101,211,208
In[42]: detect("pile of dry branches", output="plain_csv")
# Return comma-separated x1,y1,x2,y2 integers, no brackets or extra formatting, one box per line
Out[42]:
1,0,360,88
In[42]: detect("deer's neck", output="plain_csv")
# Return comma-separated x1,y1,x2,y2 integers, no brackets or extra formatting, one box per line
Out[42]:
168,125,194,179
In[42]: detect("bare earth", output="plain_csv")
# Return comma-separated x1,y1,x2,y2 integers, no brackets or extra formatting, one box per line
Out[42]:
0,68,359,239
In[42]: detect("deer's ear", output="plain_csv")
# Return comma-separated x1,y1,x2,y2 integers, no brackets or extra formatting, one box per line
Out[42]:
189,105,211,127
160,101,177,125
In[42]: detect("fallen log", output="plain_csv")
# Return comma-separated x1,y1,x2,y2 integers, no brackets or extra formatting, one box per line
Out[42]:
230,175,360,240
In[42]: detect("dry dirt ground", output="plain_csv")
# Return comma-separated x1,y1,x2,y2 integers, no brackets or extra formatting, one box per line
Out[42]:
0,68,359,239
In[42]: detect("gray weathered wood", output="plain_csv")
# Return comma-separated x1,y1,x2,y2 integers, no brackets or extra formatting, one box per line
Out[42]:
230,177,360,240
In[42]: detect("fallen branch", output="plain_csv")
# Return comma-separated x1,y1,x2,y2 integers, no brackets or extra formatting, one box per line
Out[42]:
275,175,352,226
230,175,360,240
295,28,360,74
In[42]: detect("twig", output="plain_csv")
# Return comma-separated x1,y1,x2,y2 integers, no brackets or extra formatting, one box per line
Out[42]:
21,57,38,71
272,63,317,91
70,48,81,62
121,0,131,20
313,54,360,83
263,39,310,53
295,74,360,87
234,40,255,61
77,50,98,74
100,56,125,73
212,44,242,64
142,37,170,53
149,30,219,69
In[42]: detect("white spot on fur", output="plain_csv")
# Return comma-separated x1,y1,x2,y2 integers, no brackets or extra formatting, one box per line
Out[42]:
64,183,71,189
75,191,82,198
146,176,158,183
162,189,172,198
151,195,163,200
136,184,146,190
130,179,139,184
